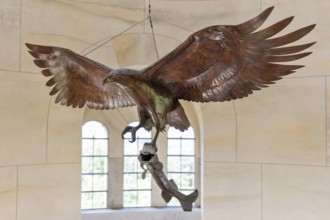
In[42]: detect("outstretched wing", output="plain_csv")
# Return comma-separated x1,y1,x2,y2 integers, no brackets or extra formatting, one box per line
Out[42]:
142,7,316,102
26,44,135,109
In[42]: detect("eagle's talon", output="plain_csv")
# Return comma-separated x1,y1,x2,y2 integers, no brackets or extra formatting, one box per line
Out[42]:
121,126,138,142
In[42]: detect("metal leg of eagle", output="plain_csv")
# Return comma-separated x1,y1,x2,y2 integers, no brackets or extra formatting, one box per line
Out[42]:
121,108,147,143
122,107,162,151
139,143,199,212
121,124,159,151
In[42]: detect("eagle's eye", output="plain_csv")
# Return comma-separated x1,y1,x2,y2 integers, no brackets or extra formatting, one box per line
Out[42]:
103,76,113,84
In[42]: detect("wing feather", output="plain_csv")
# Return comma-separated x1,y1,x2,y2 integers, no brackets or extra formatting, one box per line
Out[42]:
235,6,274,34
246,16,294,42
270,42,316,55
26,43,135,109
141,7,315,102
262,25,315,47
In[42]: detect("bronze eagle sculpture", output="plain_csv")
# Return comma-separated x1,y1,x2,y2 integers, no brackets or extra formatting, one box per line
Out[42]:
26,6,315,150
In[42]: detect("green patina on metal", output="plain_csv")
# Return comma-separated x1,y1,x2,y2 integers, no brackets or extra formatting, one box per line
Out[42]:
138,82,173,113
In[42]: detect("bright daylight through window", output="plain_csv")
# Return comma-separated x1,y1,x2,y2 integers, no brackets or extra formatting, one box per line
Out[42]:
81,120,197,209
81,121,109,209
123,122,152,207
167,126,196,207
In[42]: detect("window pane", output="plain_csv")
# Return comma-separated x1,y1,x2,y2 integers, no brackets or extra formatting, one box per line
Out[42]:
168,127,194,138
94,140,108,155
82,121,108,210
93,175,108,191
92,192,107,209
167,127,182,138
167,126,196,207
81,192,93,209
137,173,151,189
123,191,137,207
167,197,180,207
82,175,93,191
167,139,181,155
82,192,107,209
181,140,195,155
138,191,151,207
137,138,152,149
93,157,108,173
181,156,195,172
124,157,138,172
136,128,151,138
124,140,138,155
123,174,138,190
82,157,93,174
167,173,181,188
82,121,108,138
168,189,195,207
181,173,195,189
123,122,152,208
167,156,181,172
82,139,93,156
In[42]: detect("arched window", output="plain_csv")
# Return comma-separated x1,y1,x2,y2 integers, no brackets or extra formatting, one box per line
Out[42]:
167,126,196,207
123,122,152,207
81,121,109,209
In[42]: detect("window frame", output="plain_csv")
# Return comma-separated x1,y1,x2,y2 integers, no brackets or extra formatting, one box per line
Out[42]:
122,122,153,208
81,121,109,210
81,116,201,210
166,126,197,207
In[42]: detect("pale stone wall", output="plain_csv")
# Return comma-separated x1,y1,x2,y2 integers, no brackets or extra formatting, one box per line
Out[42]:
0,1,329,220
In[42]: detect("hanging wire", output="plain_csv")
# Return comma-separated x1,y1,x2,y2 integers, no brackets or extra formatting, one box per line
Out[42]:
78,1,166,124
81,17,149,56
158,19,194,34
80,1,186,59
148,0,160,60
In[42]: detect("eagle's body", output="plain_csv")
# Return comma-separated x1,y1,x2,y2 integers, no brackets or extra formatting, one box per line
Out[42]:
105,68,189,144
26,7,315,149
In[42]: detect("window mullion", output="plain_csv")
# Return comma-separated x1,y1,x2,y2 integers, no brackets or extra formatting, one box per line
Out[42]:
123,122,152,208
81,121,109,210
167,127,196,207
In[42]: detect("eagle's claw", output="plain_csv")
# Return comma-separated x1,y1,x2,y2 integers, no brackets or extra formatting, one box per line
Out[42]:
122,126,138,143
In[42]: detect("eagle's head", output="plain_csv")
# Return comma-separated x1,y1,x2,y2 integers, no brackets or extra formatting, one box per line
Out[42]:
103,68,139,85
